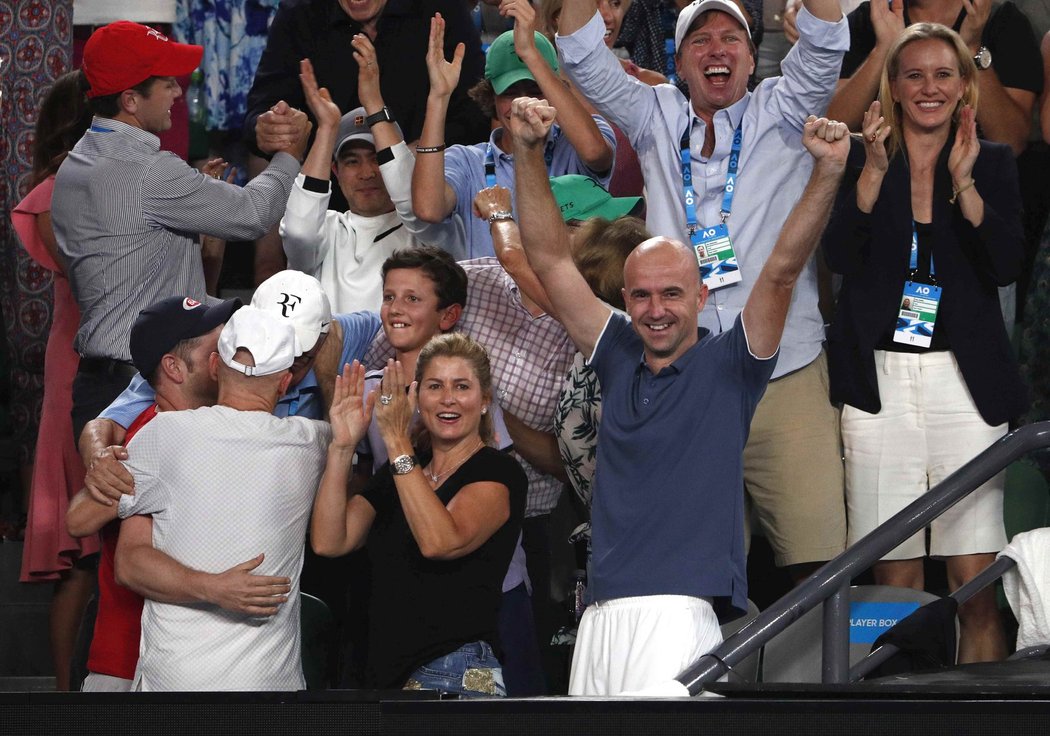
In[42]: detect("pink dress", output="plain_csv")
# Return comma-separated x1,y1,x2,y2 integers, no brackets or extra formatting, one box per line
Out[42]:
12,176,100,582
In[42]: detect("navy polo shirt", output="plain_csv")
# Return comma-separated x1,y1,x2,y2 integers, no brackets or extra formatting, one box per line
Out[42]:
588,313,776,621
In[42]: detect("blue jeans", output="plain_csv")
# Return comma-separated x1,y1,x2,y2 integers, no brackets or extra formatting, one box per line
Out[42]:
403,641,506,696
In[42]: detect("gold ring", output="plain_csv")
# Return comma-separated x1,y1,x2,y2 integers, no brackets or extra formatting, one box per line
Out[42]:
869,132,878,142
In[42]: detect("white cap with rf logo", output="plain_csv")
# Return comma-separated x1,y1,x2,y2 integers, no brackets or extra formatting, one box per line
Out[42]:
251,270,333,355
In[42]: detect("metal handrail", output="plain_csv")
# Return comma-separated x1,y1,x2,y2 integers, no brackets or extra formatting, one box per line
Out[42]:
678,422,1050,694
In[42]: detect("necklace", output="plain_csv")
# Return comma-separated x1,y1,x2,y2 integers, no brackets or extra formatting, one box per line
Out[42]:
424,439,484,485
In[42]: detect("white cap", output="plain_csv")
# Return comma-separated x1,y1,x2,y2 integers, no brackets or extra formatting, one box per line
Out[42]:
218,306,299,377
251,270,332,355
674,0,751,53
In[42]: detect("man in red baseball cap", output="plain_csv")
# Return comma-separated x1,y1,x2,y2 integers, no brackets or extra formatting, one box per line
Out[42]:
82,21,203,102
52,20,313,443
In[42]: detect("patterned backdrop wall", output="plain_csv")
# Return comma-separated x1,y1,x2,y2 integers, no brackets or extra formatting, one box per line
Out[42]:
0,0,74,465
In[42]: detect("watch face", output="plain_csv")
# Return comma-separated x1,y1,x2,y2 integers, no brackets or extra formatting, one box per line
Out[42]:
392,454,415,474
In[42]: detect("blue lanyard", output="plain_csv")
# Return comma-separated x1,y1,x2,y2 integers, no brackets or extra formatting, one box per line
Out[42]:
485,143,497,187
680,120,743,232
486,134,557,187
909,221,935,277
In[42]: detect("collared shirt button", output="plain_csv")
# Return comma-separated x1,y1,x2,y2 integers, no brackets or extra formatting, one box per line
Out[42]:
643,398,650,405
717,303,725,311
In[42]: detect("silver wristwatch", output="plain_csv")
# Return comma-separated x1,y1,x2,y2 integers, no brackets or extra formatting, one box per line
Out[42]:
391,454,416,475
973,46,992,71
487,210,514,224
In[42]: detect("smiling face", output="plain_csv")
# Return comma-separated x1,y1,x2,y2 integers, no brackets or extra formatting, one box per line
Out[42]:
381,268,459,356
890,38,966,135
622,238,707,370
417,356,488,447
598,0,632,48
334,142,395,217
676,11,754,120
131,76,181,133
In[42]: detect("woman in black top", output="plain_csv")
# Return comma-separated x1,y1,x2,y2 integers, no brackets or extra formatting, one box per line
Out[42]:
823,23,1026,665
311,333,526,693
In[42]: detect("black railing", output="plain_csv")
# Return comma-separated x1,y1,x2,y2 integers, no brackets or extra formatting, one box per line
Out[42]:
678,422,1050,694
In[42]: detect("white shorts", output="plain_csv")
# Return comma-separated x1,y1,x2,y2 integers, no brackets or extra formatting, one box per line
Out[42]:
568,595,722,696
842,350,1007,560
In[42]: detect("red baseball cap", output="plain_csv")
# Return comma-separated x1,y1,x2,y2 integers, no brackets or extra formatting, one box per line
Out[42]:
83,21,203,98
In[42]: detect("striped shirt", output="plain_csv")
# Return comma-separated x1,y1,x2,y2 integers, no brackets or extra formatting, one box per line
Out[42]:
52,117,300,361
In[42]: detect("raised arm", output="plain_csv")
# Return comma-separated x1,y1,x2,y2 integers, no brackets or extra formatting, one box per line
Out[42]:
373,361,510,560
355,32,466,257
352,34,404,153
827,0,904,129
473,184,557,316
280,59,341,274
297,58,343,184
958,0,1037,156
114,516,291,615
412,14,462,224
558,0,597,36
743,116,848,358
311,362,379,557
510,97,610,358
803,0,846,23
503,0,613,173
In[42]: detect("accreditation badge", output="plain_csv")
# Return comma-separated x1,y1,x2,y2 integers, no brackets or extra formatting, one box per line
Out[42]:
893,280,942,348
690,223,742,290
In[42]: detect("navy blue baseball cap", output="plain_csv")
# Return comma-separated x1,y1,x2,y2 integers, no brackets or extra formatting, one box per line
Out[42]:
131,296,242,378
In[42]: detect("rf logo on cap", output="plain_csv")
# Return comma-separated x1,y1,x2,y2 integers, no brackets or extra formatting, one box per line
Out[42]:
277,292,303,317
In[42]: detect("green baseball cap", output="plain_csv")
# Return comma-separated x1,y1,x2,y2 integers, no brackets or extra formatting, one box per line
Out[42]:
551,175,643,223
485,30,559,95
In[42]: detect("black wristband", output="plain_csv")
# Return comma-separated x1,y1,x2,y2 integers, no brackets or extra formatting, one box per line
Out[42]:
301,175,330,193
365,106,394,127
